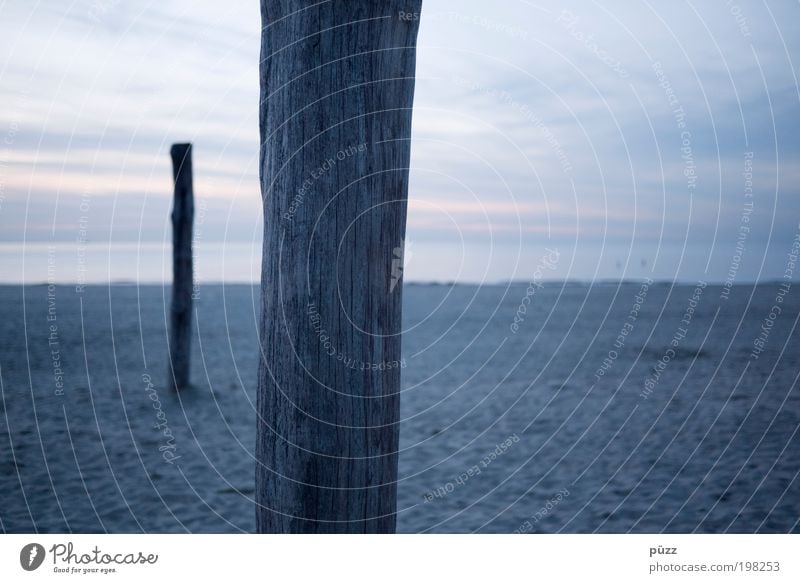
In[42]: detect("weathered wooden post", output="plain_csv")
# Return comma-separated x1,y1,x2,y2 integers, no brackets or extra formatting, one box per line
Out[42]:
256,1,423,532
168,142,194,391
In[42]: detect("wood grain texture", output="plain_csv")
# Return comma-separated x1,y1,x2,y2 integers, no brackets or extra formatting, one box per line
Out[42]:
256,1,422,533
168,143,194,391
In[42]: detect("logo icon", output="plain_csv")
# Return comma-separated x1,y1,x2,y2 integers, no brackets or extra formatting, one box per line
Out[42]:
20,543,46,571
390,238,413,293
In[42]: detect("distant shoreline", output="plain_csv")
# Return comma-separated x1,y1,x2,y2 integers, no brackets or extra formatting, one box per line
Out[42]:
3,279,789,287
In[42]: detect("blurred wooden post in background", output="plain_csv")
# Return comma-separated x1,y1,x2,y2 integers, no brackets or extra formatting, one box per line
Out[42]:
168,143,194,390
256,1,423,532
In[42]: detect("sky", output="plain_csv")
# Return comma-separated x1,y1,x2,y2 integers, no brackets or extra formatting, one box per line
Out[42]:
1,0,799,283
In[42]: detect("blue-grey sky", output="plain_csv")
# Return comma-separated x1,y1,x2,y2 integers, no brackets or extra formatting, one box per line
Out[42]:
1,0,799,283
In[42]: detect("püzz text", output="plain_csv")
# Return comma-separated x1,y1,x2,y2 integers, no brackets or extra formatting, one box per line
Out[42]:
650,545,677,557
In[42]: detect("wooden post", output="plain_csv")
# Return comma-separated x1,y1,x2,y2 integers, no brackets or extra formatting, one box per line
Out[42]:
256,1,422,532
168,143,194,391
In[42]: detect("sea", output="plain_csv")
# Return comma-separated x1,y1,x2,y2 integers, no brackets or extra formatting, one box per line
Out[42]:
1,282,798,533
